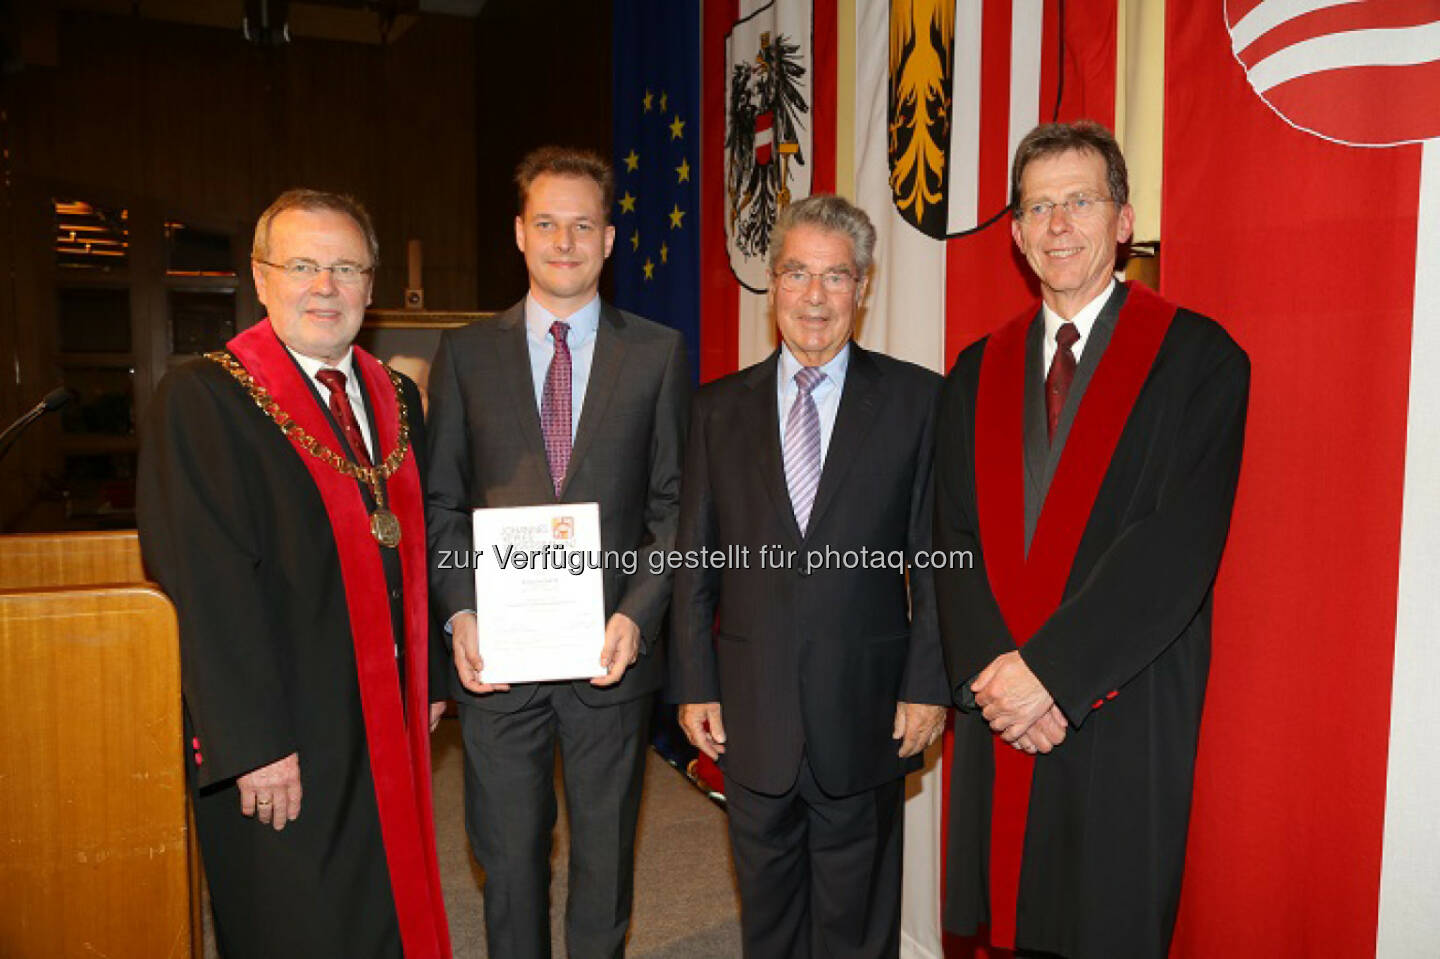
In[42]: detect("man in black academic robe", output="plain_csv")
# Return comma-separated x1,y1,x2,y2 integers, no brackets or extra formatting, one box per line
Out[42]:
935,123,1249,959
138,190,451,959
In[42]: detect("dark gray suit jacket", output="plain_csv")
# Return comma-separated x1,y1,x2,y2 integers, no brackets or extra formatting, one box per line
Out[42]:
669,344,950,797
425,298,691,711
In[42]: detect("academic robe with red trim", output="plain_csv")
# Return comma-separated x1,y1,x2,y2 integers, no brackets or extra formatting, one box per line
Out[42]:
137,322,451,959
935,284,1249,959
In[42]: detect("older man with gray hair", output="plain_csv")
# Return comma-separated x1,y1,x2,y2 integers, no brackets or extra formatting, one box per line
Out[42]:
139,189,451,958
671,194,949,959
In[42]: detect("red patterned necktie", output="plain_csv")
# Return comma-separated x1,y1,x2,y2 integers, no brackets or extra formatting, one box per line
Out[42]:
315,368,372,467
540,321,572,495
1045,322,1081,442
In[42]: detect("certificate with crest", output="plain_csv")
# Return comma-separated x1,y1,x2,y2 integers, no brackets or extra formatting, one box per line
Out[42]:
471,502,607,683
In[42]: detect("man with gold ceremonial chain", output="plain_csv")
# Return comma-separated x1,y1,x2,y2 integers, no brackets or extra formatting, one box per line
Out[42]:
138,190,451,959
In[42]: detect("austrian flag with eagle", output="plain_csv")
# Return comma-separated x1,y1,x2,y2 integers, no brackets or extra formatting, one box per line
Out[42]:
724,0,815,292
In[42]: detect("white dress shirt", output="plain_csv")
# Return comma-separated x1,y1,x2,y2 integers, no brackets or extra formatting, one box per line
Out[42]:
1041,278,1117,375
288,346,375,459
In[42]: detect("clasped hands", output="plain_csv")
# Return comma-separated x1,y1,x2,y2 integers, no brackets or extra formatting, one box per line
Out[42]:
451,610,641,695
972,651,1069,754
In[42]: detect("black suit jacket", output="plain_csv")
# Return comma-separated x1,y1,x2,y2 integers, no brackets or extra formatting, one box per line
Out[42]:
425,298,691,711
669,344,950,797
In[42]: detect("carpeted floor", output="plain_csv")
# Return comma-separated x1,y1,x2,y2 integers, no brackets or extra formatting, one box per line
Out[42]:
430,717,742,958
203,718,742,957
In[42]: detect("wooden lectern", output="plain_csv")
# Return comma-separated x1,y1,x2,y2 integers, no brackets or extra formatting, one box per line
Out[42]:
0,531,198,958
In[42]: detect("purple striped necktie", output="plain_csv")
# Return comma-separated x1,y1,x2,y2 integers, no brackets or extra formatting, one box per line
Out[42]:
784,366,826,535
540,320,572,495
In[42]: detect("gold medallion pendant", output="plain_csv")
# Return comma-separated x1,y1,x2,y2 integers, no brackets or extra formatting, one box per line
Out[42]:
206,352,414,551
370,508,402,547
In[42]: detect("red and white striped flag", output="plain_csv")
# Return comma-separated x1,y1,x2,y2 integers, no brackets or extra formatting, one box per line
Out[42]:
701,2,1440,956
1168,3,1440,956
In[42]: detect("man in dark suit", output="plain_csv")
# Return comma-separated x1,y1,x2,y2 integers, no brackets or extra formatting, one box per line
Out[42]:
671,194,949,959
425,146,689,959
936,122,1249,958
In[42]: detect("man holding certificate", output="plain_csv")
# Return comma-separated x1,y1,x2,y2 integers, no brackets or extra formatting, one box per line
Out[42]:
425,146,690,959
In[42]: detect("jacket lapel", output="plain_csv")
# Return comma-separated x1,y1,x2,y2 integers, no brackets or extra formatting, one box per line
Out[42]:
494,302,553,499
743,352,803,544
563,304,625,497
805,344,881,537
1022,313,1047,552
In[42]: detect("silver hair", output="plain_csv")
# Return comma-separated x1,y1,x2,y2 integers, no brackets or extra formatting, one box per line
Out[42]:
767,194,877,277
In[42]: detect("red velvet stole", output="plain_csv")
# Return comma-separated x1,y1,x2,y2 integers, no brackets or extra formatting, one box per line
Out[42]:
227,321,451,959
972,281,1174,949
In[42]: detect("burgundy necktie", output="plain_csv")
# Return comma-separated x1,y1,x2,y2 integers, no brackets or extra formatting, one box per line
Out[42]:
540,321,572,495
315,368,372,466
1045,322,1080,442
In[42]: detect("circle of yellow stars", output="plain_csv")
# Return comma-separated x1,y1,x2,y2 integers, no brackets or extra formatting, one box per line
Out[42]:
619,87,692,283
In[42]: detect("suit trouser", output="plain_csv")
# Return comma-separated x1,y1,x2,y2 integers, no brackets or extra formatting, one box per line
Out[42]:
459,685,652,959
726,754,905,959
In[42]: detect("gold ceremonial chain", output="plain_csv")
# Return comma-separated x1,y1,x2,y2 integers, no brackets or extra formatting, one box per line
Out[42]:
206,350,410,547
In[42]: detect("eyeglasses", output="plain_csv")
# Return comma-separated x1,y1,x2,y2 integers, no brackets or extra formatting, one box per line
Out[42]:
1014,194,1115,223
773,269,858,293
254,258,374,285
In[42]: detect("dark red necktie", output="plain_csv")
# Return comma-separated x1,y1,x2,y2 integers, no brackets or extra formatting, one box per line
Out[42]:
1045,322,1080,442
315,368,372,467
540,321,572,495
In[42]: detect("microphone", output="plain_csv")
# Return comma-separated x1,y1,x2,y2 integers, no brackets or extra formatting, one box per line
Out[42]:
0,386,74,464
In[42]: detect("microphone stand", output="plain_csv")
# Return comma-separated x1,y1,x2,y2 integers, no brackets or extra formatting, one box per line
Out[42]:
0,388,74,465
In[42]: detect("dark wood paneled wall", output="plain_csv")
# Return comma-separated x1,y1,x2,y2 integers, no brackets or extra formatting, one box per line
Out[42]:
471,0,614,308
0,2,617,532
0,8,479,531
6,9,479,308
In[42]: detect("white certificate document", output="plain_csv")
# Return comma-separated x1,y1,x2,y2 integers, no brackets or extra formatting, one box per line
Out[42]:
471,502,607,684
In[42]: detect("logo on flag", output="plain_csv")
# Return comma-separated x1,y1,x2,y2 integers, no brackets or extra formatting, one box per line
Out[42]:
1226,0,1440,146
725,2,813,292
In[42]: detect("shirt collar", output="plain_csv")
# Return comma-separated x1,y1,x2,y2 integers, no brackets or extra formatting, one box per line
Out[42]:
525,293,601,348
778,339,851,391
1042,277,1117,346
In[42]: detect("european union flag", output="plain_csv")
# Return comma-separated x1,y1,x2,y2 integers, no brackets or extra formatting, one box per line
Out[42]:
612,0,701,384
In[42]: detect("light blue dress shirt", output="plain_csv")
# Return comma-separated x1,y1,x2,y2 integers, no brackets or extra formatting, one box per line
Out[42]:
525,293,600,441
776,340,851,466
